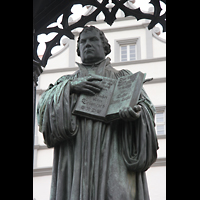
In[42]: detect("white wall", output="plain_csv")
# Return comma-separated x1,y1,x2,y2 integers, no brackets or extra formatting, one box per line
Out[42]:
36,149,54,168
152,35,166,58
146,166,166,200
33,176,52,200
143,82,166,106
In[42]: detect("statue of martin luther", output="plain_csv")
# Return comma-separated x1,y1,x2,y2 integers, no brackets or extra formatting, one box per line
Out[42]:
37,26,159,200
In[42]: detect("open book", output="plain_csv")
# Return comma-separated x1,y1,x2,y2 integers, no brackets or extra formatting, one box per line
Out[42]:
72,71,146,123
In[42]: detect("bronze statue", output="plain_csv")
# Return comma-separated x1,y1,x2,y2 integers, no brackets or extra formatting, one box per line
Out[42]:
37,26,158,200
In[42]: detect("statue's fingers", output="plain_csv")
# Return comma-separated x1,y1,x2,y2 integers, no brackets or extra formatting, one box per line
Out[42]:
82,88,96,95
129,107,141,119
86,81,103,89
85,84,101,93
124,107,132,119
119,109,122,118
133,105,141,112
119,107,126,119
87,77,102,82
119,107,134,121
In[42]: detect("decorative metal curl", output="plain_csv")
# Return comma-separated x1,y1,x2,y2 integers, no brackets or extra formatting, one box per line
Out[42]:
33,0,166,67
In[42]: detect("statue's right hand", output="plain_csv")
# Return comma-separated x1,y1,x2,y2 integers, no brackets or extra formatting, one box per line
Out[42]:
70,76,103,95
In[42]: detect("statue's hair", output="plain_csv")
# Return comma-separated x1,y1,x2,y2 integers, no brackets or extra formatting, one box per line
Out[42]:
76,26,111,57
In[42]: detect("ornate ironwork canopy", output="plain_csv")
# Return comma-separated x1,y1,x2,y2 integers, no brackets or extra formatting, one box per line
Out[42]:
33,0,166,67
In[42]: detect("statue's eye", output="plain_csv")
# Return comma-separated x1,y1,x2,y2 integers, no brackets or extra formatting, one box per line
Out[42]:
80,39,86,43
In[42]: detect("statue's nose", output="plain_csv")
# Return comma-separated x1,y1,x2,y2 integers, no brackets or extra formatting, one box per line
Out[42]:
85,40,92,47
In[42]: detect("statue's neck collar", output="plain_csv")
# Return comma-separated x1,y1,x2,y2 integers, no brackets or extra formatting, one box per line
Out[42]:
81,58,106,66
76,57,111,67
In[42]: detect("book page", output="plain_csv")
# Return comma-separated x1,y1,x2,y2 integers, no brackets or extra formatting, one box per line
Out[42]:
106,72,145,116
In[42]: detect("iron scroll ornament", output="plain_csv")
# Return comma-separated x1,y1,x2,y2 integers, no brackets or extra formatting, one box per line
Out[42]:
33,0,166,67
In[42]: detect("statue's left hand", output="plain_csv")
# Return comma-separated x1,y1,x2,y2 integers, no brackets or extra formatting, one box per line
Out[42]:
70,76,103,96
119,105,142,121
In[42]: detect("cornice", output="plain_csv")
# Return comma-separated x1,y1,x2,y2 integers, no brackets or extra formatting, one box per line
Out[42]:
41,57,166,74
72,21,149,36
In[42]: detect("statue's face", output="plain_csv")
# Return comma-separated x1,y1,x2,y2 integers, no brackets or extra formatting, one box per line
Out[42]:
79,29,105,63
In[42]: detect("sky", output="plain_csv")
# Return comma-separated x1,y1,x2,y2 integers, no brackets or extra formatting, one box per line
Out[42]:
37,0,166,56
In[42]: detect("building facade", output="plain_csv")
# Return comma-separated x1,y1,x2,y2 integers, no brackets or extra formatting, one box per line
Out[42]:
33,8,166,200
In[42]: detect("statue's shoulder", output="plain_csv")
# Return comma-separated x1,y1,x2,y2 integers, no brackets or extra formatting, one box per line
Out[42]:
46,71,79,90
107,64,132,78
54,71,78,85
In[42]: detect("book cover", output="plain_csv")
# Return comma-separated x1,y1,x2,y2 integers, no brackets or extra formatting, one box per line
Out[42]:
72,72,145,123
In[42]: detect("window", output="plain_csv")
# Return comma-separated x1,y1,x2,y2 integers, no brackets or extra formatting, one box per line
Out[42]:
115,38,140,62
120,44,136,61
155,111,166,135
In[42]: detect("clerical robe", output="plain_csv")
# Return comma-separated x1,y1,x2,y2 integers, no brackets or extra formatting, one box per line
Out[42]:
37,57,159,200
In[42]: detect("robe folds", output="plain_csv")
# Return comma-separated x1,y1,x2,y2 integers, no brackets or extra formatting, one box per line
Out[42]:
37,57,159,200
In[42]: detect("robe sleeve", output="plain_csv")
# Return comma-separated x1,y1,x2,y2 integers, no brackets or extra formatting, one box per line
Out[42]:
121,87,159,172
37,75,78,148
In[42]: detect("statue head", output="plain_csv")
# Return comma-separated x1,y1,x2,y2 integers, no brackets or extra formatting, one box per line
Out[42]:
77,26,111,63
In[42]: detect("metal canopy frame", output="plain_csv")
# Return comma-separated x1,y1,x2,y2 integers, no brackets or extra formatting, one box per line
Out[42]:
33,0,166,67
